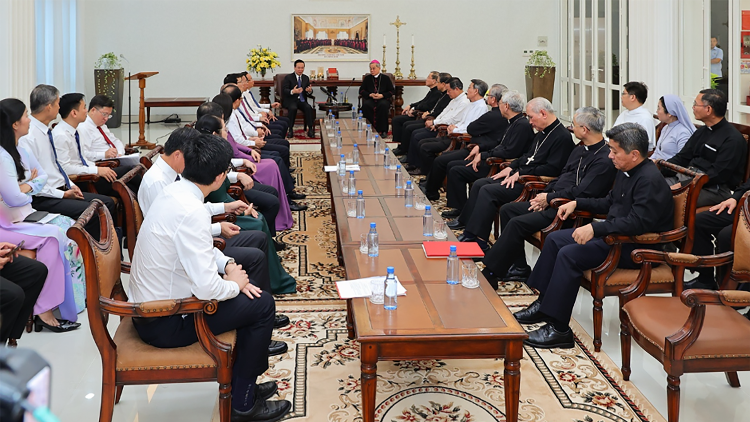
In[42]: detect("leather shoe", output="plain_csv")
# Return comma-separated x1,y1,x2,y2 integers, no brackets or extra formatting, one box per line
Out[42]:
482,267,500,290
256,381,279,401
231,398,291,422
268,340,288,356
274,314,290,329
287,130,294,139
425,191,439,201
407,168,423,176
503,264,532,281
273,239,286,251
398,156,408,163
288,192,306,200
307,130,315,138
380,132,388,138
392,147,406,156
34,317,80,333
513,299,549,324
441,209,460,218
446,219,465,230
683,277,719,291
524,323,575,349
405,164,417,171
457,233,475,242
289,202,308,212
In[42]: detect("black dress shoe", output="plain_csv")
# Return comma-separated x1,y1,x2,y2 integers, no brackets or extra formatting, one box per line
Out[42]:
524,323,575,349
441,209,460,218
398,156,408,163
34,317,80,333
407,168,423,176
503,264,532,281
683,277,719,291
256,381,279,401
288,167,296,173
231,398,291,422
288,192,306,200
380,132,388,138
457,233,475,242
287,130,294,139
289,202,308,212
307,130,315,138
273,239,286,251
268,340,288,356
404,164,417,171
274,314,290,329
425,191,439,201
513,299,549,324
446,219,465,230
482,267,500,290
392,147,405,156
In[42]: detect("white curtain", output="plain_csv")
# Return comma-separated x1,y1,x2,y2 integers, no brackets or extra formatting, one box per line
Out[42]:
316,31,327,40
337,31,348,40
306,29,314,39
35,0,81,94
0,0,36,100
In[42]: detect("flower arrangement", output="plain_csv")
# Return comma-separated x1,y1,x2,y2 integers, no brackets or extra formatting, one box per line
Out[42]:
525,50,556,78
246,46,281,78
95,52,122,69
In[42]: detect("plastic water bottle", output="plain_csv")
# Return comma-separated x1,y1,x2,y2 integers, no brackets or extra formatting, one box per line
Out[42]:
367,222,379,257
351,109,357,121
446,245,460,285
384,267,398,310
370,272,384,304
374,135,382,154
383,147,390,168
337,130,343,149
366,124,373,144
395,166,404,196
423,205,433,237
338,154,346,177
352,144,360,164
404,180,414,207
356,190,365,218
357,116,363,132
348,171,356,196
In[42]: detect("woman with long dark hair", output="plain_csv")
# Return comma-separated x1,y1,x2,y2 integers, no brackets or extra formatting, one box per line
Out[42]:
0,98,85,333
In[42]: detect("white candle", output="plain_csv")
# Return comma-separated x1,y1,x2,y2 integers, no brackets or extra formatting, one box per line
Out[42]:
412,34,414,46
383,34,386,45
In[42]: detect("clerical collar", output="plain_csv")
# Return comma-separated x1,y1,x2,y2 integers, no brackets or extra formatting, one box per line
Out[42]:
373,73,380,78
706,118,727,131
583,138,606,151
507,113,523,124
623,158,649,177
541,119,561,134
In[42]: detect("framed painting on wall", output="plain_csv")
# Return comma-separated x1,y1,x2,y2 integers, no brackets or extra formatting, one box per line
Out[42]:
292,14,370,62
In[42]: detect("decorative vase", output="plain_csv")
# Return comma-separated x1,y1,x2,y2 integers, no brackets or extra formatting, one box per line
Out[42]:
260,69,266,79
94,68,124,128
524,66,556,103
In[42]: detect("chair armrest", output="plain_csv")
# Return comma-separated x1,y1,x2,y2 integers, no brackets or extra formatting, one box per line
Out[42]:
99,296,217,318
227,186,248,203
603,227,688,245
549,198,572,208
211,213,238,223
69,174,100,183
213,237,227,251
124,147,138,155
486,157,512,166
121,262,131,274
718,290,750,307
569,210,609,220
96,160,119,168
522,181,549,191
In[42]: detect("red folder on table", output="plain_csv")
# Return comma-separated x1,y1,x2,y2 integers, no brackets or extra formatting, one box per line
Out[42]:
422,241,485,259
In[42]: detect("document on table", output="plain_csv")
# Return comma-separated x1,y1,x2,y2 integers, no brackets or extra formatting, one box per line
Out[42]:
335,276,406,299
98,153,140,167
324,165,361,172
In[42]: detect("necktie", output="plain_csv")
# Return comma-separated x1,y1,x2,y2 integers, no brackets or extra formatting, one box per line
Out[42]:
74,131,88,166
250,92,261,107
175,175,181,182
47,129,71,189
235,115,248,138
240,101,256,121
97,126,117,150
297,76,304,102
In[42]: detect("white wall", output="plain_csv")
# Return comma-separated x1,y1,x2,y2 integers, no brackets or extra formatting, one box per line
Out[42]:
77,0,560,117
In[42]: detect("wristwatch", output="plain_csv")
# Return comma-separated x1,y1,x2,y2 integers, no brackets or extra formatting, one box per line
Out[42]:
224,258,236,272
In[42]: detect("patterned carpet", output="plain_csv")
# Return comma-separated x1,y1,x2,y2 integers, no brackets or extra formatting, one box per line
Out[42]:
212,151,665,422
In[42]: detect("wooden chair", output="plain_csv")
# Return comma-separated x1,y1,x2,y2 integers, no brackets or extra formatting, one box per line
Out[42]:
139,145,163,170
357,73,396,130
576,161,708,352
67,200,236,422
619,191,750,422
273,73,316,133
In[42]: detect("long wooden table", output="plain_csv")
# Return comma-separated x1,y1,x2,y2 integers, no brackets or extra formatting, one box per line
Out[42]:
323,120,527,422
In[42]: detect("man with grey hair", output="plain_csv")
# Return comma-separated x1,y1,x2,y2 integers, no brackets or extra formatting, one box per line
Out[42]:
515,122,673,349
448,97,575,252
19,84,117,240
414,79,489,178
480,107,616,289
359,60,395,137
443,90,534,215
423,83,509,200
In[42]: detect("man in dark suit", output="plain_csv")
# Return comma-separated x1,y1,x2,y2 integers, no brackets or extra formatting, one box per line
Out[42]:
359,60,395,137
281,59,315,138
0,244,47,344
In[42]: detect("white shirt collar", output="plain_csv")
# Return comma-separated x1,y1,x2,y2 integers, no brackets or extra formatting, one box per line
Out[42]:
29,116,49,134
175,179,205,202
56,120,77,135
154,155,179,181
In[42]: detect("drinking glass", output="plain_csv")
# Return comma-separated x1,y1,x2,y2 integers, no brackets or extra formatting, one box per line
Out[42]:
359,233,368,254
433,221,447,239
461,262,479,289
414,197,427,211
345,199,356,217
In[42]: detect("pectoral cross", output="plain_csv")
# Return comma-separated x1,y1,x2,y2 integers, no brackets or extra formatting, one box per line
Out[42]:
526,156,535,165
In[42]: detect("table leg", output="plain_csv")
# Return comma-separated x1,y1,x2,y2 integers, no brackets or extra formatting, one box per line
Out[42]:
346,299,354,339
394,86,405,115
503,341,522,422
259,86,271,104
360,343,378,422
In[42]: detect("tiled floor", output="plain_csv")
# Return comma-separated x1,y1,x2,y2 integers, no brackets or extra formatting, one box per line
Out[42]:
14,121,750,422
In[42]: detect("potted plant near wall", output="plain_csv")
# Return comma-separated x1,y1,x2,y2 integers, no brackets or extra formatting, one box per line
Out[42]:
94,52,124,128
524,50,556,103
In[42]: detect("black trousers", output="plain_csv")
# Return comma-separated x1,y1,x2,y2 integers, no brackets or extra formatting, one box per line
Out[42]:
482,204,564,277
391,114,416,146
527,229,640,324
406,127,437,167
263,138,291,168
418,137,451,174
284,100,315,133
460,177,524,240
693,209,735,283
134,291,275,380
32,192,117,240
0,255,47,342
266,121,287,137
223,230,271,293
425,149,470,196
361,98,390,134
93,164,141,196
445,161,492,210
401,120,426,152
245,183,280,237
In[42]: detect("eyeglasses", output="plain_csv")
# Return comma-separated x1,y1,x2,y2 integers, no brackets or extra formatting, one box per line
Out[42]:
692,102,709,108
95,108,111,119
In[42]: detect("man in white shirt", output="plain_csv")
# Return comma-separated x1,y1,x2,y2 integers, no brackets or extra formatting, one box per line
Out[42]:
710,37,724,77
77,95,126,161
239,72,290,136
53,93,140,197
404,77,471,173
19,84,116,240
130,133,291,421
416,79,489,176
613,81,656,150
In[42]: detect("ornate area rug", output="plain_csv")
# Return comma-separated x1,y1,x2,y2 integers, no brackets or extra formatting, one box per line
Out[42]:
210,151,664,422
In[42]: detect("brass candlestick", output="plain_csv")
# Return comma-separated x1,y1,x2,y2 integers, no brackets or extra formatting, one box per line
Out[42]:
408,45,417,79
390,16,405,79
382,44,387,73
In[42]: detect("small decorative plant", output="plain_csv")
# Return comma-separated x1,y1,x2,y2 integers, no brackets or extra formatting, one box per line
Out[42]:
525,50,556,78
95,52,122,69
247,46,281,78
